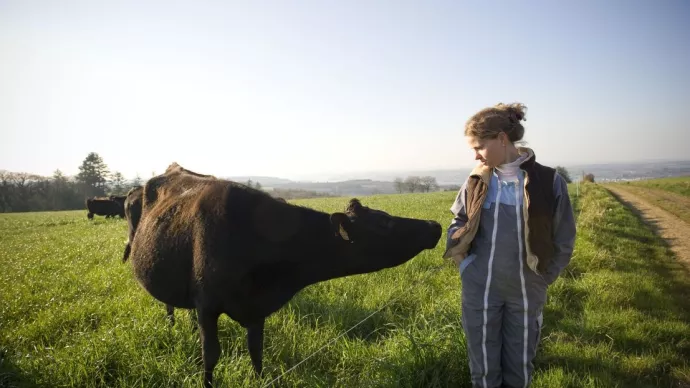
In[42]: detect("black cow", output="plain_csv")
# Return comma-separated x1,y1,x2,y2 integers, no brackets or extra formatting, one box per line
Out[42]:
85,197,125,220
109,195,126,211
122,163,442,387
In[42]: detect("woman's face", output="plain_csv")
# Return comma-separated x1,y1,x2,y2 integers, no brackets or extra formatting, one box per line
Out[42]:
467,135,505,168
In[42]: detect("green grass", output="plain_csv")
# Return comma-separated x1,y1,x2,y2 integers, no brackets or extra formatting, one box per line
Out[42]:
622,176,690,198
1,186,689,387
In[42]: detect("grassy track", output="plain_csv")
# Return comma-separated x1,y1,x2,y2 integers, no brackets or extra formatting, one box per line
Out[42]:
618,176,690,198
607,177,690,224
1,185,688,387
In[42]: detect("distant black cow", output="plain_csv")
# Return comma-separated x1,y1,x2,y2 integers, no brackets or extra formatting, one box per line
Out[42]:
122,163,442,387
85,197,125,219
109,195,126,210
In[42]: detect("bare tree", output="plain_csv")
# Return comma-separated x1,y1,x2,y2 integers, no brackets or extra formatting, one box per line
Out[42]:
419,176,439,192
51,170,69,209
393,177,405,194
404,176,422,193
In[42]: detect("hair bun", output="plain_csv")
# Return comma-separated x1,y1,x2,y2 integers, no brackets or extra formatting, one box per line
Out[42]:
511,109,524,121
500,102,527,122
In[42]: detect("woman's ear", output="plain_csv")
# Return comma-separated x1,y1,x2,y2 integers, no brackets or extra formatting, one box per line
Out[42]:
499,132,509,146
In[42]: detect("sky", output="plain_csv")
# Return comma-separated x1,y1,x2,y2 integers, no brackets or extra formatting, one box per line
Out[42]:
1,0,689,181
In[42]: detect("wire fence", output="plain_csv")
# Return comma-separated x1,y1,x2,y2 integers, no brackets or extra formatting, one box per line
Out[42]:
260,263,448,387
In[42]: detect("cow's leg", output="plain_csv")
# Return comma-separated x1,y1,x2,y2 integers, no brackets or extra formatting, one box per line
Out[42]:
247,319,265,376
197,308,221,388
87,212,93,220
166,304,175,326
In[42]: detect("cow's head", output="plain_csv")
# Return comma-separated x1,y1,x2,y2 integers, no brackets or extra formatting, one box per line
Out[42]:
329,198,442,272
122,186,144,262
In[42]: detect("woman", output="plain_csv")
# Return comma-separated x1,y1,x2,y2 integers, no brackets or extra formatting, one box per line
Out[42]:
443,102,576,387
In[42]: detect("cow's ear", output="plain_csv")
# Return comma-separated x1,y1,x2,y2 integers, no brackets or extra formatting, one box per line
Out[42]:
330,212,352,241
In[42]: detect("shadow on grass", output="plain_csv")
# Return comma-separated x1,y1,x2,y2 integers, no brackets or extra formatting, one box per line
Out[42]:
374,346,472,388
0,353,40,388
288,292,400,344
606,188,690,322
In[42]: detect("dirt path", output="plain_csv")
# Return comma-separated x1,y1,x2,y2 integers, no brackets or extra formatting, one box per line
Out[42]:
632,186,690,209
606,185,690,269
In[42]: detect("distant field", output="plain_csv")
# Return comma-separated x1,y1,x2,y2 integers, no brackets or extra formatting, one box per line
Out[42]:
1,186,689,387
622,176,690,198
608,177,690,224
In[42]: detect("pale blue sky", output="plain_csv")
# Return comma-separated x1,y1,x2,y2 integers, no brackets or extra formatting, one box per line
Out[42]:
1,0,688,181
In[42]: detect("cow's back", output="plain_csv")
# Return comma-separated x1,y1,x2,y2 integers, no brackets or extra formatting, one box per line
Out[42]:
127,168,300,317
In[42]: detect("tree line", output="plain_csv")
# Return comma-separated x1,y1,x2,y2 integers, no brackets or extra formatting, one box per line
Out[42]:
0,152,283,213
392,176,439,193
1,154,592,213
391,167,588,195
0,152,142,213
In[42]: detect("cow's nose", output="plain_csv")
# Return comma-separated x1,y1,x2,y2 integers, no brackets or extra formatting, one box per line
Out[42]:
426,221,442,246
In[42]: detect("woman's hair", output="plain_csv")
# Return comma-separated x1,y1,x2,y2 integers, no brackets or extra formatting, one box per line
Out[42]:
464,102,527,143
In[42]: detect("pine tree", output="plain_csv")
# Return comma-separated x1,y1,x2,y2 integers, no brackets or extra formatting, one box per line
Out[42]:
76,152,109,196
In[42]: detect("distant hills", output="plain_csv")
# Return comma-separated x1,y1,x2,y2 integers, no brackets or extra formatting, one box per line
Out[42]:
225,160,690,197
224,176,403,197
564,159,690,182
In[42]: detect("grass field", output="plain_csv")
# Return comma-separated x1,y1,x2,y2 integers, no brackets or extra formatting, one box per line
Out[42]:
1,185,689,387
